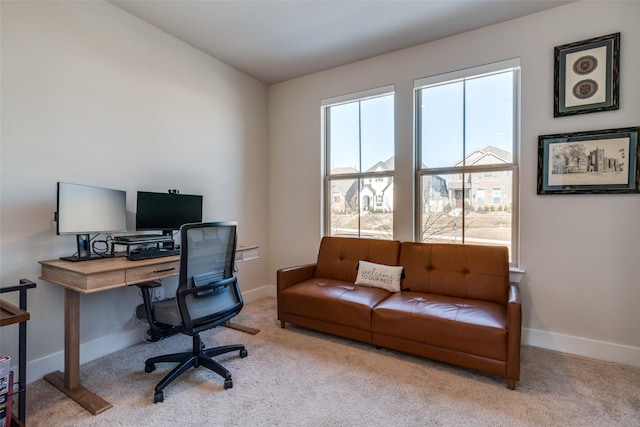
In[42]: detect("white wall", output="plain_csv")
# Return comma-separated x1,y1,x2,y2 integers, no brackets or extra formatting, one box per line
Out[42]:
0,1,269,382
268,1,640,367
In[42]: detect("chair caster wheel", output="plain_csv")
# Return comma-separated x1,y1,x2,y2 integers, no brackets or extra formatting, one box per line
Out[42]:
154,391,164,403
224,378,233,389
145,363,156,373
240,348,248,358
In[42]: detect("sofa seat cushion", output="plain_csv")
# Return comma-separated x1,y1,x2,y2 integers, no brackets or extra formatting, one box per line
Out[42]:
372,292,507,361
280,278,391,331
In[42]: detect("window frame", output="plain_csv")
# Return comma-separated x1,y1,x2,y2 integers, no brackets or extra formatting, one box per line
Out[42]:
414,59,520,265
321,85,395,239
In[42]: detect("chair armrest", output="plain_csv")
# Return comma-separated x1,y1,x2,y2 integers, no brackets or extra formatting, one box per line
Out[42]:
134,281,163,323
177,277,242,332
277,263,317,293
135,281,162,289
507,283,522,384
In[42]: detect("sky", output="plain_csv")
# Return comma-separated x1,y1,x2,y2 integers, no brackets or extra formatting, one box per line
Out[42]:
327,69,515,173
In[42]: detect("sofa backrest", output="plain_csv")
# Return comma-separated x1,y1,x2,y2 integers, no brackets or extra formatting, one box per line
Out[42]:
315,236,401,283
399,242,509,305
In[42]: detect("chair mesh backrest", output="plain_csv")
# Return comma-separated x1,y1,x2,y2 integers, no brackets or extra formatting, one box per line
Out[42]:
179,222,242,328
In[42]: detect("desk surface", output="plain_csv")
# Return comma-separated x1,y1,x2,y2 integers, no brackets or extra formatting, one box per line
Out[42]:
40,256,180,294
39,245,258,294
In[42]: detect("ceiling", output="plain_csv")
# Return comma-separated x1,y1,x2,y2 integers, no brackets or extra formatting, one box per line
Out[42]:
110,0,571,85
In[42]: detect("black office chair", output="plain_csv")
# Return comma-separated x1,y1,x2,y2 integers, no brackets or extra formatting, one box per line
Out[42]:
142,221,248,403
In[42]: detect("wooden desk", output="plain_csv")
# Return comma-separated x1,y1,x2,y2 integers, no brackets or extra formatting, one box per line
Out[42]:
39,255,180,414
39,246,258,415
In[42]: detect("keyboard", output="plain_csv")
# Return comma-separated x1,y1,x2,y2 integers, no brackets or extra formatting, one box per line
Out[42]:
127,247,180,261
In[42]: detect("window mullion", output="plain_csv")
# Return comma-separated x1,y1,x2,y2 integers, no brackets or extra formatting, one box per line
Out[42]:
461,79,467,243
358,101,362,237
358,100,363,172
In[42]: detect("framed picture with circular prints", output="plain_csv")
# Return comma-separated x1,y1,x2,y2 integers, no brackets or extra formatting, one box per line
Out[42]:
554,33,620,117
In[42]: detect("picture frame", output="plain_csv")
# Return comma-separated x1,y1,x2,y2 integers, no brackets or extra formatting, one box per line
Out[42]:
554,33,620,117
537,126,640,194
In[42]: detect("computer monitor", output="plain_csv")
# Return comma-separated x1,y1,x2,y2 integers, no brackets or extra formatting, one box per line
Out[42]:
135,191,203,236
56,182,127,261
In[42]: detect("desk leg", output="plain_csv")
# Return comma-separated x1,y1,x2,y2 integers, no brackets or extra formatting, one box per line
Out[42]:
223,320,260,335
43,288,112,415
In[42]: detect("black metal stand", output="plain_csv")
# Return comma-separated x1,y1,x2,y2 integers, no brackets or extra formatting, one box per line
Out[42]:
0,279,36,426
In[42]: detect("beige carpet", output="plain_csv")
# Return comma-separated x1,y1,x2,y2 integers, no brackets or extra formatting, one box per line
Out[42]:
26,298,640,426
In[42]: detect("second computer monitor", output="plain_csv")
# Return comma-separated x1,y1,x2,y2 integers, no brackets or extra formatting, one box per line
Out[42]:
136,191,203,235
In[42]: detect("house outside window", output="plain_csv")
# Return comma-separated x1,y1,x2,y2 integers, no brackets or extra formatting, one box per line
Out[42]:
415,59,520,262
322,86,394,239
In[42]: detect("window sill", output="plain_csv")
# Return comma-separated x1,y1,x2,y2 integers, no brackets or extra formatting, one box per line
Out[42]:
509,267,525,284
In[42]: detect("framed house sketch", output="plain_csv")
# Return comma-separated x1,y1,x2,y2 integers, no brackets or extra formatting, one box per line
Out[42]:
537,127,640,194
554,33,620,117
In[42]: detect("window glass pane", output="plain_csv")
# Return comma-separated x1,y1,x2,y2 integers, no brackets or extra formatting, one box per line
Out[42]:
465,71,514,164
465,171,512,253
328,178,358,237
419,81,464,168
420,174,462,243
328,177,393,239
359,177,393,239
328,102,360,174
361,94,394,172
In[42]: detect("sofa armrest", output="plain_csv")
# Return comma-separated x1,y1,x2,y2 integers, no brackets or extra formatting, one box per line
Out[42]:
277,263,317,293
277,263,316,327
506,283,522,388
508,282,521,305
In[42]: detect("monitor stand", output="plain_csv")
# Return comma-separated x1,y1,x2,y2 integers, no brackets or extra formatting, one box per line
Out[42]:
60,253,105,262
160,230,175,249
60,234,111,262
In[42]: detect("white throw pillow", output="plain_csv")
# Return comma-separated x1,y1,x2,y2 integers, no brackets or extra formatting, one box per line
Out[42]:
355,260,403,293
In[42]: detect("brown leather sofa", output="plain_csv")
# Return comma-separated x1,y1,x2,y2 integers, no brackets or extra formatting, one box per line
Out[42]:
277,236,521,389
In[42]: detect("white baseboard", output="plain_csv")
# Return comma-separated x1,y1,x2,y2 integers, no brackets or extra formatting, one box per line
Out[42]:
26,326,144,384
242,284,276,302
26,291,635,385
523,327,640,368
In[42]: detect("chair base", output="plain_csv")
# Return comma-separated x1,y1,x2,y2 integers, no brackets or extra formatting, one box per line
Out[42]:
145,333,247,403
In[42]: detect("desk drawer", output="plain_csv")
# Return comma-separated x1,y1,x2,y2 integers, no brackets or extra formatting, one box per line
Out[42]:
126,261,179,284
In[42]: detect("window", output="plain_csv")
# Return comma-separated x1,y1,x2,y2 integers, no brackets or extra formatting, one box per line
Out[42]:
323,87,394,239
492,188,502,204
415,60,519,262
477,188,486,206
